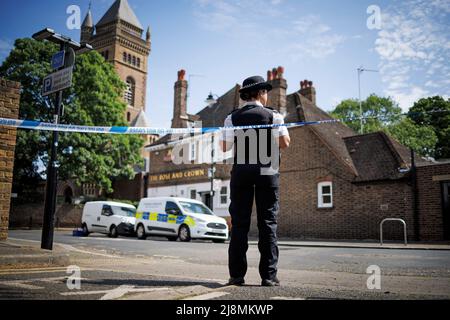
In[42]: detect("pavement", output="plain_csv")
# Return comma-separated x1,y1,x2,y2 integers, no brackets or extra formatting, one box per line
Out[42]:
1,230,450,300
268,240,450,251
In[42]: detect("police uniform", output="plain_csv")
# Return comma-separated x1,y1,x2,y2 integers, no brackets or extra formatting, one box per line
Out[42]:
221,91,289,284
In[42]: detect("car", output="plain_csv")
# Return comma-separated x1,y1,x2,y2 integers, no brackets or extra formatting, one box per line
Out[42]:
135,197,229,243
81,201,137,238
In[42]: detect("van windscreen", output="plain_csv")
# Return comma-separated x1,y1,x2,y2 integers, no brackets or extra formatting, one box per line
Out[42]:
179,202,213,215
111,206,136,217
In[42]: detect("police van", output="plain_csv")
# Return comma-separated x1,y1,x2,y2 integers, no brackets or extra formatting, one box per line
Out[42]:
81,201,137,238
135,197,229,243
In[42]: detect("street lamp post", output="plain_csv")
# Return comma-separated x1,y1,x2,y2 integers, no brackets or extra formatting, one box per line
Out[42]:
357,66,379,134
32,28,92,250
205,92,220,211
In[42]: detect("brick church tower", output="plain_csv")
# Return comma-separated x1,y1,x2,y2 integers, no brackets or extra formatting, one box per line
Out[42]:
80,0,152,131
76,0,156,200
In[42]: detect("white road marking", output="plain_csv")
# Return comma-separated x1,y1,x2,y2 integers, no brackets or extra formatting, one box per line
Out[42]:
57,243,123,259
0,280,44,290
89,267,229,286
0,267,70,275
183,292,230,300
60,285,170,300
7,238,123,259
0,275,86,290
270,296,306,300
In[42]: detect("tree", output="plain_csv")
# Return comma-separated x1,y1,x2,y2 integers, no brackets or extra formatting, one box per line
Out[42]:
408,96,450,159
331,94,438,157
330,94,403,134
384,118,437,157
0,38,144,196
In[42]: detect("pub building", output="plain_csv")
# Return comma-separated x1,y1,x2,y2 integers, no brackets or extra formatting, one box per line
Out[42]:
145,68,450,241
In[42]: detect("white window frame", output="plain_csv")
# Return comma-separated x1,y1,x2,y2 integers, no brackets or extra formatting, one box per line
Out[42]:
318,181,333,208
189,141,197,162
219,186,228,205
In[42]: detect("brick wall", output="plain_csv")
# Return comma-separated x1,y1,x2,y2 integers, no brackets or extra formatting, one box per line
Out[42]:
248,126,415,241
10,203,82,229
0,78,20,240
417,163,450,241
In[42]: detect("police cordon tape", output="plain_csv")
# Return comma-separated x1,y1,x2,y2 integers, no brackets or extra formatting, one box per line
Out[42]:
0,117,344,135
0,110,448,135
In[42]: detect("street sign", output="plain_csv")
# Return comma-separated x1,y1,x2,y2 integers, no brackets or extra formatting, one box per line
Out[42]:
42,66,73,96
51,50,65,70
64,48,76,68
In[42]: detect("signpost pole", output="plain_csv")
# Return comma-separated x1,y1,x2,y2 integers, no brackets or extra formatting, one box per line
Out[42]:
41,43,65,250
32,28,92,250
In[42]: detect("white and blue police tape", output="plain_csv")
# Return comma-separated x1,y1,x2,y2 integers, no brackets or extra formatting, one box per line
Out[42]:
1,110,447,135
0,117,342,135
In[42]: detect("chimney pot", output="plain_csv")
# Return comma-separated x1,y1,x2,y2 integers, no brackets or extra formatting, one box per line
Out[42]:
277,66,284,79
299,79,316,104
272,68,278,79
267,70,273,81
177,69,186,81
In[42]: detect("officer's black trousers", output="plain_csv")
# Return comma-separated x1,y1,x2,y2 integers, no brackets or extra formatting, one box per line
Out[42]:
228,176,280,281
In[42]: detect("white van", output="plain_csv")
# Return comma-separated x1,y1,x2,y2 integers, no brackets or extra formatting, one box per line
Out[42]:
81,201,137,238
135,197,229,243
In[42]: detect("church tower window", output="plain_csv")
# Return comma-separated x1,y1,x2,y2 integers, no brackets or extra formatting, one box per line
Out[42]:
124,77,135,106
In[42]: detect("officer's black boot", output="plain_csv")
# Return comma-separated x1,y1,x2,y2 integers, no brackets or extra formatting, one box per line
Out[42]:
227,277,245,286
261,277,280,287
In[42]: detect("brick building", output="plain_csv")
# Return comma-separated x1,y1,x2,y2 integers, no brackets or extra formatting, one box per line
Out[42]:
146,67,450,241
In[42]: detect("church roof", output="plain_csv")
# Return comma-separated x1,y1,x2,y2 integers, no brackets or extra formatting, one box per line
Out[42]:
131,110,150,127
96,0,143,30
82,10,93,28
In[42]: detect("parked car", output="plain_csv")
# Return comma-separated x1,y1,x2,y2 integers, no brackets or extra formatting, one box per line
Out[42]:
81,201,137,238
135,197,229,243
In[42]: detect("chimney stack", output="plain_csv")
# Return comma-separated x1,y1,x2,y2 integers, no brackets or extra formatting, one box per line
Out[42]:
299,80,316,105
172,70,189,128
267,66,287,113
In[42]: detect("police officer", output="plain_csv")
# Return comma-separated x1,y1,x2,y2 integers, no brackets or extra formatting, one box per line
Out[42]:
220,76,291,287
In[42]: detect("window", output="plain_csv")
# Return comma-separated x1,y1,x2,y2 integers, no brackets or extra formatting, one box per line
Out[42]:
220,186,228,205
318,182,333,208
190,189,197,200
180,201,213,216
104,50,109,60
165,201,181,215
123,52,127,62
111,206,136,217
127,112,131,122
127,53,132,64
190,141,197,161
132,56,136,66
101,205,113,216
124,77,135,106
137,58,141,68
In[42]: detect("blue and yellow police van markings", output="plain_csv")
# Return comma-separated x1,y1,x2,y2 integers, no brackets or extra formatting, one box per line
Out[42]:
135,212,196,227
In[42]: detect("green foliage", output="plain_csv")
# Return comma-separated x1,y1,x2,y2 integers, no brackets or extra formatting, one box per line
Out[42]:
408,96,450,159
330,95,402,134
331,94,439,157
0,38,144,194
384,118,438,157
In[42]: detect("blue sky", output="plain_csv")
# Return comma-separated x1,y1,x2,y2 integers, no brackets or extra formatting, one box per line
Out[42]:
0,0,449,128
